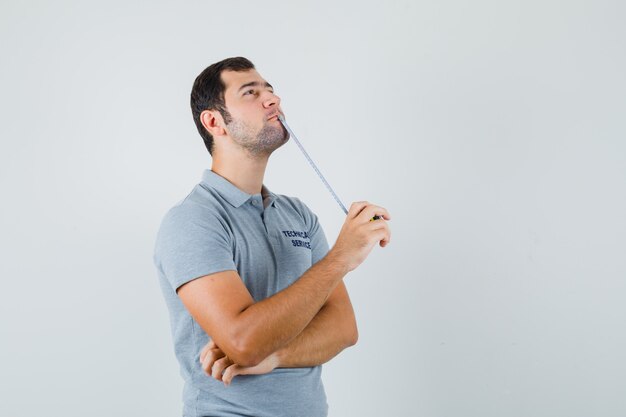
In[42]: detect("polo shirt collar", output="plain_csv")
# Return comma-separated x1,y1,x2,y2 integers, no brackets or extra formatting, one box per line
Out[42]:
201,169,278,208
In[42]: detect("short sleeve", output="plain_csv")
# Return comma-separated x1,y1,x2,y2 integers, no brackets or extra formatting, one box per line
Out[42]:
153,203,236,291
292,198,330,265
310,215,329,265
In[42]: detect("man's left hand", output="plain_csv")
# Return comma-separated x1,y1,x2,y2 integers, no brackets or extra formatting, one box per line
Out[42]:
199,340,281,386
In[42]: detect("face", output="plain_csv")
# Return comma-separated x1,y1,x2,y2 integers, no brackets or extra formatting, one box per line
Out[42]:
220,69,288,157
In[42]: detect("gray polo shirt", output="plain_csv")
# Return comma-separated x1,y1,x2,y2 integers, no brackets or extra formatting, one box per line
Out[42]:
153,169,330,417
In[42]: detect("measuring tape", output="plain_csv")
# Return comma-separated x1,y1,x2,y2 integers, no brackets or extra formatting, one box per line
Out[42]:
278,115,381,221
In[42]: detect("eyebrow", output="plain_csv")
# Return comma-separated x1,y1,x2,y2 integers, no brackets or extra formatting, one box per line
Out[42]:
237,81,274,93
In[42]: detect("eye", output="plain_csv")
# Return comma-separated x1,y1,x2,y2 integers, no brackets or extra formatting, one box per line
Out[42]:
243,89,255,96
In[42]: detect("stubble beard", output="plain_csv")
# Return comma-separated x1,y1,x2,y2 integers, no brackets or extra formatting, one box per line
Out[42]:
227,118,289,158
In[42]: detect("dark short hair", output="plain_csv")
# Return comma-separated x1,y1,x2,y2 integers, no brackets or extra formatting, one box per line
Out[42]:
190,57,256,155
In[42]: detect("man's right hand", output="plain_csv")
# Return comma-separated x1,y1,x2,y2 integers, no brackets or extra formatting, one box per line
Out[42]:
328,201,391,273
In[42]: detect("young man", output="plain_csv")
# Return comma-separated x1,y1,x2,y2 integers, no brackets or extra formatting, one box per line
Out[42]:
153,57,391,417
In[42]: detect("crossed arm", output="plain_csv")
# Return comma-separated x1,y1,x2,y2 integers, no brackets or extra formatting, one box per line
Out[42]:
275,280,358,367
177,254,358,385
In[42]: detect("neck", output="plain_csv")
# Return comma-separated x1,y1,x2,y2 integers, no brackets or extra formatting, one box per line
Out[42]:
211,149,269,195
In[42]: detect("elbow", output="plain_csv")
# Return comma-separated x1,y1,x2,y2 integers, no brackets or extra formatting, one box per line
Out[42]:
232,351,263,368
222,320,268,367
229,337,265,367
347,323,359,347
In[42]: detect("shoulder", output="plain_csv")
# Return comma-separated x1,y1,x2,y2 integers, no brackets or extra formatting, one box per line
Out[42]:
156,185,231,239
276,194,319,227
277,194,310,215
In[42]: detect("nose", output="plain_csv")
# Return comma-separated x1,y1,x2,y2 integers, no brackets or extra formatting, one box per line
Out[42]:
263,91,281,109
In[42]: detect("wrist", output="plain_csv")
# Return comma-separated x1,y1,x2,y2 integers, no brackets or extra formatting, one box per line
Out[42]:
324,250,351,276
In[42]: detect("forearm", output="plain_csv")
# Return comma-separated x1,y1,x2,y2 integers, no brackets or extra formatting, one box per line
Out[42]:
275,291,358,367
233,253,348,365
200,297,358,385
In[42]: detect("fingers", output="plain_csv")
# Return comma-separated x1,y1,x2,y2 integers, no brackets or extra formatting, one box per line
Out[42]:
199,339,216,363
346,201,392,253
347,201,391,223
199,345,210,364
356,205,391,223
378,230,391,247
367,219,391,247
347,201,370,220
211,356,234,381
222,364,243,386
201,347,226,376
198,339,244,386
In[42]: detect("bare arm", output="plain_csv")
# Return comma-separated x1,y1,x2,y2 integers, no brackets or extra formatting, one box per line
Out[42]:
201,281,358,385
178,253,348,367
274,280,357,367
179,202,390,367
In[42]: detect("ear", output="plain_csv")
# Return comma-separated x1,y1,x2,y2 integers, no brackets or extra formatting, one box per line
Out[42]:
200,110,226,137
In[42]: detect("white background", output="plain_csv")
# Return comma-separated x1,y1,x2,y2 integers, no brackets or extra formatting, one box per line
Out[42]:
1,1,625,416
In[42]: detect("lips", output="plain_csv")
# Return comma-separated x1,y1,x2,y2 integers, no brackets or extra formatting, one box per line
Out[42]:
267,112,281,121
